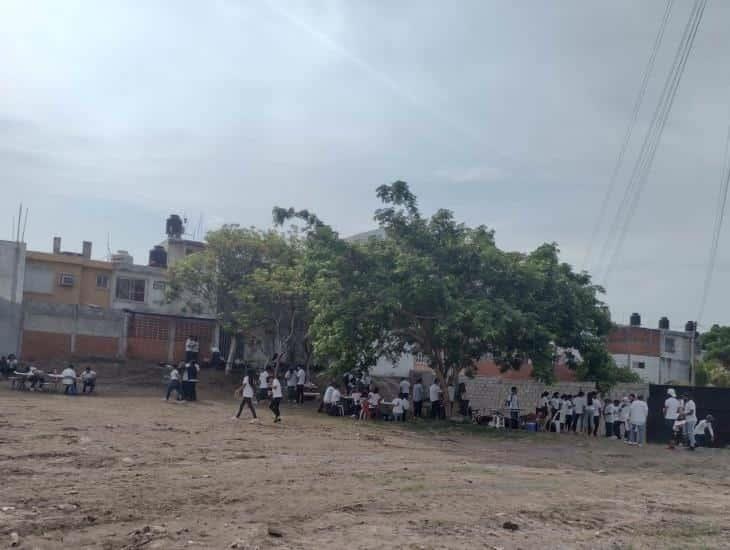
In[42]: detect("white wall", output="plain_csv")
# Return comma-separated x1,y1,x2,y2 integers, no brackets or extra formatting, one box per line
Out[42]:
612,353,661,384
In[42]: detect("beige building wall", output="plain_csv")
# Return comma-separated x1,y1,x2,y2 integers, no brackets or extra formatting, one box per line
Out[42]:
23,253,112,307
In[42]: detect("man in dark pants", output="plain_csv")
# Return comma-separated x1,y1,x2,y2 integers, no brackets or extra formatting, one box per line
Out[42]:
506,386,520,429
295,365,306,404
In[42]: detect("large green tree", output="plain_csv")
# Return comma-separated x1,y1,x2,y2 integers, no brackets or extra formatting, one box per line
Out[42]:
700,324,730,369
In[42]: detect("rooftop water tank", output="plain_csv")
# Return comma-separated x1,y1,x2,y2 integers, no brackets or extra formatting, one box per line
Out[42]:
166,214,184,239
149,245,168,268
659,317,670,330
630,312,641,327
685,321,697,333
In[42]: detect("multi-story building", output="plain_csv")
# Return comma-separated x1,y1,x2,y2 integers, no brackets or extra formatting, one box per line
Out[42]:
607,313,697,384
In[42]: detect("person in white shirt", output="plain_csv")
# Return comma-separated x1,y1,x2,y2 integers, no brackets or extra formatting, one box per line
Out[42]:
61,365,78,395
234,373,258,422
330,387,342,415
81,367,97,394
412,379,425,418
584,392,596,436
399,378,410,399
628,394,649,446
693,415,715,448
505,386,520,429
185,336,195,363
268,375,283,423
663,388,680,447
560,395,572,432
682,394,698,449
295,366,306,405
429,380,442,420
368,387,382,419
392,396,404,422
165,365,182,401
258,368,270,401
572,391,586,432
618,396,631,440
592,394,603,437
285,368,297,403
351,389,362,418
604,400,618,438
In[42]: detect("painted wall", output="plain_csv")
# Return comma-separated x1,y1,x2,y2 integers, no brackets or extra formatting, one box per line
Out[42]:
23,254,112,307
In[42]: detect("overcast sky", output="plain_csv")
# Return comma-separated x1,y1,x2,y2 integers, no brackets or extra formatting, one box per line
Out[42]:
2,0,729,329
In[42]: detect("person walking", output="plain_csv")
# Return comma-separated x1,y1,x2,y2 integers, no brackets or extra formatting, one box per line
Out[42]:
269,374,283,423
234,372,258,423
663,388,680,448
693,415,715,448
628,394,649,446
295,365,306,405
165,365,182,401
682,393,698,449
412,378,424,418
592,393,603,437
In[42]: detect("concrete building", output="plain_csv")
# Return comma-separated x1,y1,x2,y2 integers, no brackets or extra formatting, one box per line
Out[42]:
607,314,696,384
0,240,26,356
23,238,113,308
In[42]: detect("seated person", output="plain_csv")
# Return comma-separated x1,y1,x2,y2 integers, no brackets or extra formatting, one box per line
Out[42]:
28,366,46,390
693,415,715,448
81,367,97,393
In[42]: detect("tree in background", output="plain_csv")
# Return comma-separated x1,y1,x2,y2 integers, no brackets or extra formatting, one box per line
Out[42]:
168,225,308,373
700,324,730,369
277,181,627,411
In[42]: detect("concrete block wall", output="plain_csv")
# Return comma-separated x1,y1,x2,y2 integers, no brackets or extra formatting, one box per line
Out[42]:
0,299,23,356
463,377,596,414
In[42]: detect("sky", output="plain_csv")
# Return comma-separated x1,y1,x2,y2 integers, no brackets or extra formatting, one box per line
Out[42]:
2,0,730,329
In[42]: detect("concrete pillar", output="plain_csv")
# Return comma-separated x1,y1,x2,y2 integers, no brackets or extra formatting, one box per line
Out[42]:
119,312,128,359
167,319,176,363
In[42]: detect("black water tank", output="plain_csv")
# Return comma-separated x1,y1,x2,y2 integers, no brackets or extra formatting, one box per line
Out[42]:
149,245,168,268
659,317,670,330
685,320,696,333
630,312,641,326
166,214,183,238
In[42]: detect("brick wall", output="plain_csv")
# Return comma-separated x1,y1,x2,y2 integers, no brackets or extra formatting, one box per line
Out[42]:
75,335,119,358
22,330,71,361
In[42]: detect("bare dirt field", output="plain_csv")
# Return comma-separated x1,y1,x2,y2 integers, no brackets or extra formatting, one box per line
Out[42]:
2,384,730,550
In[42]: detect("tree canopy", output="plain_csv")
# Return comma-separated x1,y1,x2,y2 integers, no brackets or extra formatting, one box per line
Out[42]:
700,324,730,369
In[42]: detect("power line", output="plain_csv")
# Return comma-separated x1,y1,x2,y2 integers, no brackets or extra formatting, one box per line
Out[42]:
582,0,674,272
599,0,707,284
697,108,730,324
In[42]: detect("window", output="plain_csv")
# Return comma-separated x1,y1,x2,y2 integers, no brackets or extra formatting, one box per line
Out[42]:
58,272,75,287
96,274,110,289
116,277,146,302
152,280,166,291
665,337,676,354
632,361,646,369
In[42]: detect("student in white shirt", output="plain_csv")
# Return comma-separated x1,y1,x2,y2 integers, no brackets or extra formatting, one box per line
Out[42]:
605,400,618,438
234,373,258,422
412,379,425,418
61,365,78,395
682,394,698,449
618,397,631,440
258,368,270,401
268,375,283,423
572,391,586,432
330,387,342,415
295,366,306,405
285,368,297,403
628,394,649,446
392,396,404,422
559,395,572,432
165,365,182,401
429,380,443,420
663,388,680,446
321,383,335,414
505,386,520,429
592,394,603,437
399,378,411,399
693,415,715,448
368,387,382,419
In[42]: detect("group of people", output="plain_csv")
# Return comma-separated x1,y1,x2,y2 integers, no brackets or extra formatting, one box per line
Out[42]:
164,362,201,401
4,361,97,395
536,387,716,448
231,365,303,424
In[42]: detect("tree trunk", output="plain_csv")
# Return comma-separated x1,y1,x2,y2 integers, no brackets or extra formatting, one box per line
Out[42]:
225,337,237,375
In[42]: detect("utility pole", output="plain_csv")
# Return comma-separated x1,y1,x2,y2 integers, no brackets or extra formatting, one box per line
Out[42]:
689,321,697,386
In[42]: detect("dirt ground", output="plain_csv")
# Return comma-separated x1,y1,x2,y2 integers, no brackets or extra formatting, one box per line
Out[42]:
2,383,730,550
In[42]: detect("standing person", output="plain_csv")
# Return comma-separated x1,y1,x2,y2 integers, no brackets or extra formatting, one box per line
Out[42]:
619,396,632,441
285,367,297,403
429,379,442,420
0,356,8,378
604,399,616,438
458,383,470,418
584,392,595,435
663,388,681,448
592,394,603,437
295,365,306,405
412,379,424,418
549,392,562,432
682,393,698,449
233,371,258,423
628,394,649,446
258,367,270,402
181,362,191,400
505,386,520,429
185,336,195,363
321,381,335,414
81,367,97,394
192,336,200,363
187,362,200,401
399,377,410,400
165,364,182,401
61,364,78,395
368,386,381,419
560,395,572,433
269,374,283,423
610,399,622,439
392,395,404,422
572,391,585,432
